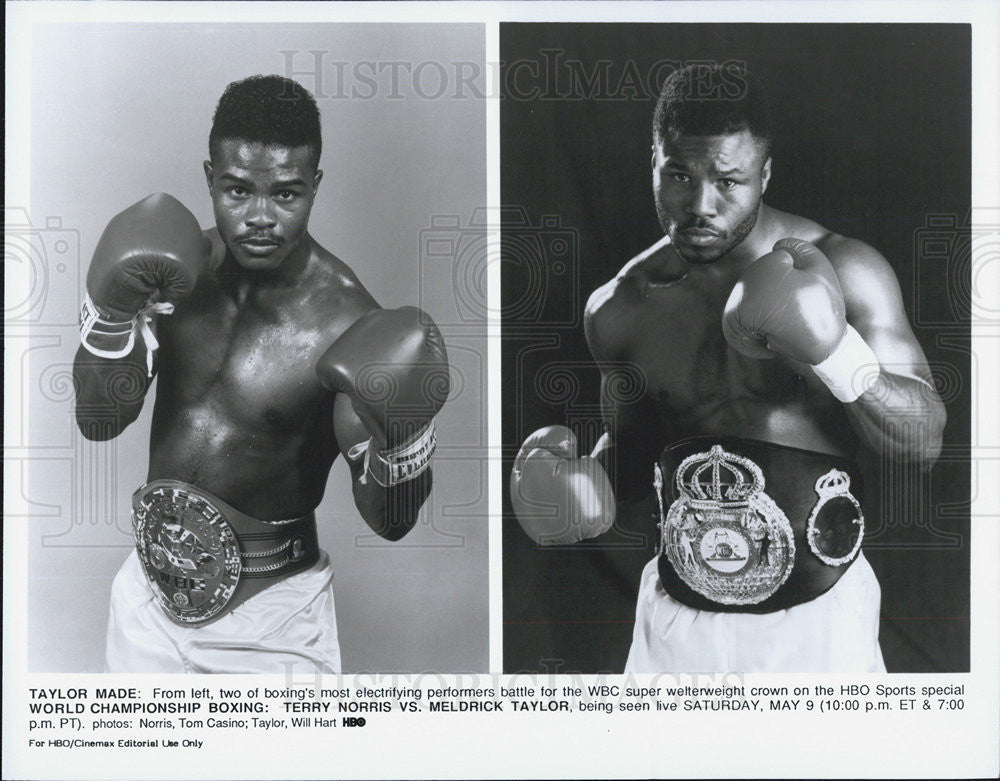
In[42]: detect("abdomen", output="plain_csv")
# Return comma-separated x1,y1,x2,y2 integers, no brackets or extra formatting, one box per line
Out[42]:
148,389,337,520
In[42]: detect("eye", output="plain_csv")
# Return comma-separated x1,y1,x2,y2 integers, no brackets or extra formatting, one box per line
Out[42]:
274,190,298,202
718,178,738,190
227,185,249,197
670,172,690,184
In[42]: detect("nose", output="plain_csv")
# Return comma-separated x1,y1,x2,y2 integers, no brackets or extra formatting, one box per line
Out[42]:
245,196,276,229
687,181,718,218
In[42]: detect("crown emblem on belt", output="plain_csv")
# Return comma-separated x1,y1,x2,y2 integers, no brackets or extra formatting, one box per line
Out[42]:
814,468,851,497
656,444,795,606
675,444,764,505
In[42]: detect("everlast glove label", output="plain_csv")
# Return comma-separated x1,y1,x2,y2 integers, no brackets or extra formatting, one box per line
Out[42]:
133,484,241,624
806,469,865,566
657,445,795,606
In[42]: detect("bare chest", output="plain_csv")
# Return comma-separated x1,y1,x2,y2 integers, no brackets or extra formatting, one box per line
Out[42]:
627,291,804,426
155,285,335,431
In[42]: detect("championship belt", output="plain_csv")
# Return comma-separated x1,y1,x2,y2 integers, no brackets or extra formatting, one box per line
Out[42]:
132,480,320,626
655,437,865,614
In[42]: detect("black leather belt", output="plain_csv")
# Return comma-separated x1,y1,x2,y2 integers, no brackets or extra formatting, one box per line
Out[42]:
132,480,320,626
655,436,865,614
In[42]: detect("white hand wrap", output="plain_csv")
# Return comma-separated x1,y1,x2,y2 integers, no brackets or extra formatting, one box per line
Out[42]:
79,293,174,377
347,421,437,488
811,325,880,403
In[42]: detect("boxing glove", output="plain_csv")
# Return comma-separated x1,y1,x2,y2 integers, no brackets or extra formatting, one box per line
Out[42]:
510,425,616,546
87,193,205,319
81,193,206,370
722,238,847,364
723,237,879,402
317,307,449,486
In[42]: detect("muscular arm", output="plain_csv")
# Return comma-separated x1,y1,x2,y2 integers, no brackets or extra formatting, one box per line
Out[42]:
585,281,669,502
73,337,155,441
72,192,205,441
332,393,430,540
825,236,946,466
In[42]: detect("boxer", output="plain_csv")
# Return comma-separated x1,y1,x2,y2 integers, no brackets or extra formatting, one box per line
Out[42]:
510,65,945,672
74,75,449,673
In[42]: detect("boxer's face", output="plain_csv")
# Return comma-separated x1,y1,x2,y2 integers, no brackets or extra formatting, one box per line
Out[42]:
652,128,770,264
204,139,323,271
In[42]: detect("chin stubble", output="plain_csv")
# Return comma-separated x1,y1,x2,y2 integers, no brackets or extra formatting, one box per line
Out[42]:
659,203,761,264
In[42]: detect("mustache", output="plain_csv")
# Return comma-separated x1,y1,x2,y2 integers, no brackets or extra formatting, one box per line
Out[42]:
677,219,723,235
236,232,281,243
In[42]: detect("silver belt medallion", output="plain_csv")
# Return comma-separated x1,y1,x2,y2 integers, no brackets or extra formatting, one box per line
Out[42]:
656,444,795,605
133,484,242,624
806,469,864,566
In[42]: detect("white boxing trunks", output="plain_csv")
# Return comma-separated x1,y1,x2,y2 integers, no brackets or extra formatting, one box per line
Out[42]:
105,550,342,674
624,552,885,673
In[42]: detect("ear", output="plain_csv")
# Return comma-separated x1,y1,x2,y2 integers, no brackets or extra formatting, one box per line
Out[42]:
760,157,772,195
650,144,657,171
312,168,324,194
203,160,214,192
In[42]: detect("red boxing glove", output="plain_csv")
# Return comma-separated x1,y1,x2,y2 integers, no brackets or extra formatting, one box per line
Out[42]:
722,238,846,365
317,307,449,485
510,425,616,546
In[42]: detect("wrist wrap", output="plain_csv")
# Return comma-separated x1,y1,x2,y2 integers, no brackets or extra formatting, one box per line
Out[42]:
80,293,173,377
811,325,880,403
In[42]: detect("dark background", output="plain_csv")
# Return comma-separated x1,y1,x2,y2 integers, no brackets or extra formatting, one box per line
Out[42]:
501,24,971,673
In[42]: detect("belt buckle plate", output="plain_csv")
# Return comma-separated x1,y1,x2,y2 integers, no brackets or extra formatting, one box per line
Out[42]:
657,444,795,606
132,484,242,624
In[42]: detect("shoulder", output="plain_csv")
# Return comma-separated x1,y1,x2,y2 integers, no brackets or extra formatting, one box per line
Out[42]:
815,232,892,274
767,208,906,322
770,207,897,288
585,236,689,361
584,271,641,363
307,240,380,325
814,232,901,290
765,208,829,246
813,233,906,324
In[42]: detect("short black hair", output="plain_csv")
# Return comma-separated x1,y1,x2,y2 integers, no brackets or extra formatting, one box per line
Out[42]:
209,75,322,168
653,63,772,158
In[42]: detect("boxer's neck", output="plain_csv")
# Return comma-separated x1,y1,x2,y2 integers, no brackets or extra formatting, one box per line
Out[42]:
218,234,316,301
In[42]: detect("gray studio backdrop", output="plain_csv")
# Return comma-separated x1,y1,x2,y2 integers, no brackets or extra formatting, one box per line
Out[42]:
21,23,488,672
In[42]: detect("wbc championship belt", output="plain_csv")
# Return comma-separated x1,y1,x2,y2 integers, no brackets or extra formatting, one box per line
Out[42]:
132,480,319,625
656,443,795,606
655,437,865,613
